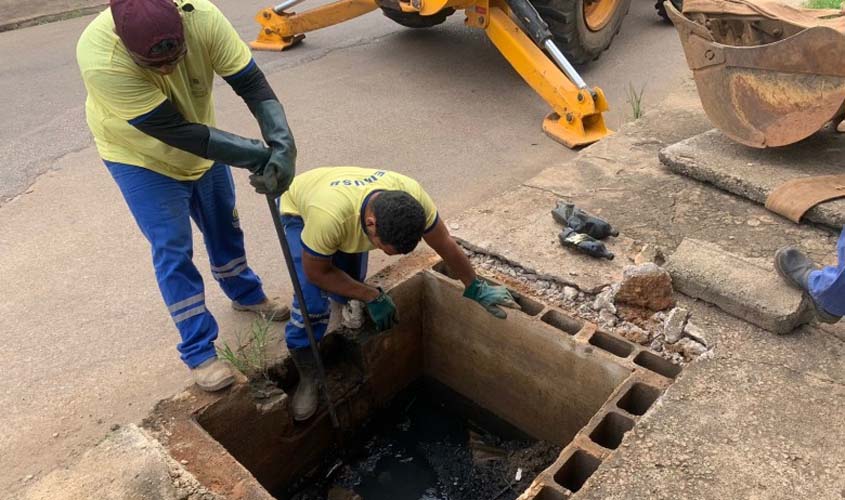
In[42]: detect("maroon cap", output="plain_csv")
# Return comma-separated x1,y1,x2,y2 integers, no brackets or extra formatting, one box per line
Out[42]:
111,0,185,65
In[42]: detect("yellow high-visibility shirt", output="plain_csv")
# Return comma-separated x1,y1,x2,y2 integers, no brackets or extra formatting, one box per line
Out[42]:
280,167,439,256
76,0,252,180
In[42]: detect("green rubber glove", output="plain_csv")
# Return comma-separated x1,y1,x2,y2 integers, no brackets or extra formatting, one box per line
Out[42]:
248,100,296,196
463,278,521,319
365,288,399,331
249,147,294,196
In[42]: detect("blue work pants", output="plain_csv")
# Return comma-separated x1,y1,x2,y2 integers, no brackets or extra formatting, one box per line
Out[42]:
106,161,266,368
808,226,845,317
281,215,368,349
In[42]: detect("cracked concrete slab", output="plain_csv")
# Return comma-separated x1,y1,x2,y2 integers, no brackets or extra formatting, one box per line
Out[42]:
450,185,629,293
666,238,810,334
659,128,845,229
20,424,216,500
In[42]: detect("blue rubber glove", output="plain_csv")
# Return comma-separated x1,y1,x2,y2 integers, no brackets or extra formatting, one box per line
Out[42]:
463,278,521,319
365,288,399,331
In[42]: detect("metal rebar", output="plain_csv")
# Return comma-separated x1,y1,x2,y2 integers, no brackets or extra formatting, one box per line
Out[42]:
264,194,340,429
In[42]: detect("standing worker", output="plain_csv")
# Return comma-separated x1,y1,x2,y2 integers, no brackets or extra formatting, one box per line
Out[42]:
279,166,520,421
76,0,294,391
775,231,845,324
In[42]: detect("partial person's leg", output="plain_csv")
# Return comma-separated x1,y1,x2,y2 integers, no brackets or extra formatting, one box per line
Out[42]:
191,164,290,320
105,161,225,376
808,227,845,317
281,215,331,421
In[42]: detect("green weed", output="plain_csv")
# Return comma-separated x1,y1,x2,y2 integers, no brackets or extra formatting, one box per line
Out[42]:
217,316,274,379
626,83,646,121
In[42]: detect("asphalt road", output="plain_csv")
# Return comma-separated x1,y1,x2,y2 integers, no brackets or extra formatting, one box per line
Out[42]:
0,0,689,496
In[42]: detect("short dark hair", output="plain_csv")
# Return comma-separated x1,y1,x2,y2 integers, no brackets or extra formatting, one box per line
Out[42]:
371,191,427,254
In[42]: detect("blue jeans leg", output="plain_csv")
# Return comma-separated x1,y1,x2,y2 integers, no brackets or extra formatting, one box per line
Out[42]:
190,164,266,306
808,227,845,317
106,161,219,368
281,216,331,349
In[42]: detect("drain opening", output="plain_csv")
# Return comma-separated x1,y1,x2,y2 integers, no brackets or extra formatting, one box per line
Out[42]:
616,383,661,416
541,310,583,335
634,351,682,379
589,331,634,358
281,379,558,500
185,269,678,499
589,412,635,450
553,450,601,493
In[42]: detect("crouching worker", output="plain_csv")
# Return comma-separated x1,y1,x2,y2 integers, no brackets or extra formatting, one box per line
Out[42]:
280,167,520,420
76,0,295,391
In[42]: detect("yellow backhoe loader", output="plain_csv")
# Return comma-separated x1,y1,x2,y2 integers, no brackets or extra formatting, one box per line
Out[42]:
247,0,653,148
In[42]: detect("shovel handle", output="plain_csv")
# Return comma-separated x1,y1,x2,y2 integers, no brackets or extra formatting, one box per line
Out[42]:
265,194,340,429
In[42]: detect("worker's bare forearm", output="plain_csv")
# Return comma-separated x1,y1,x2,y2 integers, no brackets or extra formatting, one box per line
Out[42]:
423,220,477,288
306,265,380,302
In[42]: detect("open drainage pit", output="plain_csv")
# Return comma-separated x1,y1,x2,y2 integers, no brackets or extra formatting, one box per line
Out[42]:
181,264,680,499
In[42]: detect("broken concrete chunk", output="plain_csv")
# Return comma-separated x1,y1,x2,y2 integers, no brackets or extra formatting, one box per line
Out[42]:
664,307,690,344
666,238,810,334
617,323,651,345
669,338,707,361
563,286,579,302
634,244,665,266
592,287,617,314
683,321,708,346
598,309,618,327
614,263,675,311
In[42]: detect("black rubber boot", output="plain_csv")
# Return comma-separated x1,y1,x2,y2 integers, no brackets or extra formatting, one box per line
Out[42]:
289,347,319,421
775,247,841,324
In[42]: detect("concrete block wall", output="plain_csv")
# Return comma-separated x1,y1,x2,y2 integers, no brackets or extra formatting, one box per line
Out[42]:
426,261,678,498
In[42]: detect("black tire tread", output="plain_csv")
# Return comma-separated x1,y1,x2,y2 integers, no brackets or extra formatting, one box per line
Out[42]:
380,7,455,28
531,0,629,64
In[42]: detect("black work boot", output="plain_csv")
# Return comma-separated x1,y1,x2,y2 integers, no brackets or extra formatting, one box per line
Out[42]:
289,347,320,421
775,247,841,324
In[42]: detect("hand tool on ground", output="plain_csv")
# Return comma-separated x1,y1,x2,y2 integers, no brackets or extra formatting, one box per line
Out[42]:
559,227,615,260
552,201,619,240
264,194,340,429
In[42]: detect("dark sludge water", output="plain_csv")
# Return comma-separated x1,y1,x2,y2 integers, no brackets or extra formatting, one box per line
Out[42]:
277,379,560,500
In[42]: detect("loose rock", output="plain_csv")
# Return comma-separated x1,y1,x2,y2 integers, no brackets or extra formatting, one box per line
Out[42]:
634,244,665,266
617,323,651,345
593,287,617,314
563,286,579,302
664,307,690,344
598,309,618,327
614,263,675,311
683,321,708,346
669,338,707,361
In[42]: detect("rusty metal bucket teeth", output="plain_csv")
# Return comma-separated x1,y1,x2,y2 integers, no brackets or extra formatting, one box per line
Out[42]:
666,2,845,148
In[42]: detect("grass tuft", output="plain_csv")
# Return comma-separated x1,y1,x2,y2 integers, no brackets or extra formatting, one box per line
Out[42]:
626,83,646,121
216,315,274,380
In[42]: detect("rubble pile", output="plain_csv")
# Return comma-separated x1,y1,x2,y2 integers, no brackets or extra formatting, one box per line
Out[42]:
466,251,711,364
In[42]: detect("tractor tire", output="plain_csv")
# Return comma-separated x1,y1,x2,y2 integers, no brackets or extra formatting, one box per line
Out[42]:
380,7,455,28
531,0,631,64
655,0,683,22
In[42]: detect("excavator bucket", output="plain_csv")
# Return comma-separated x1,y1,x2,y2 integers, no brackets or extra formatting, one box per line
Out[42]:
665,0,845,148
